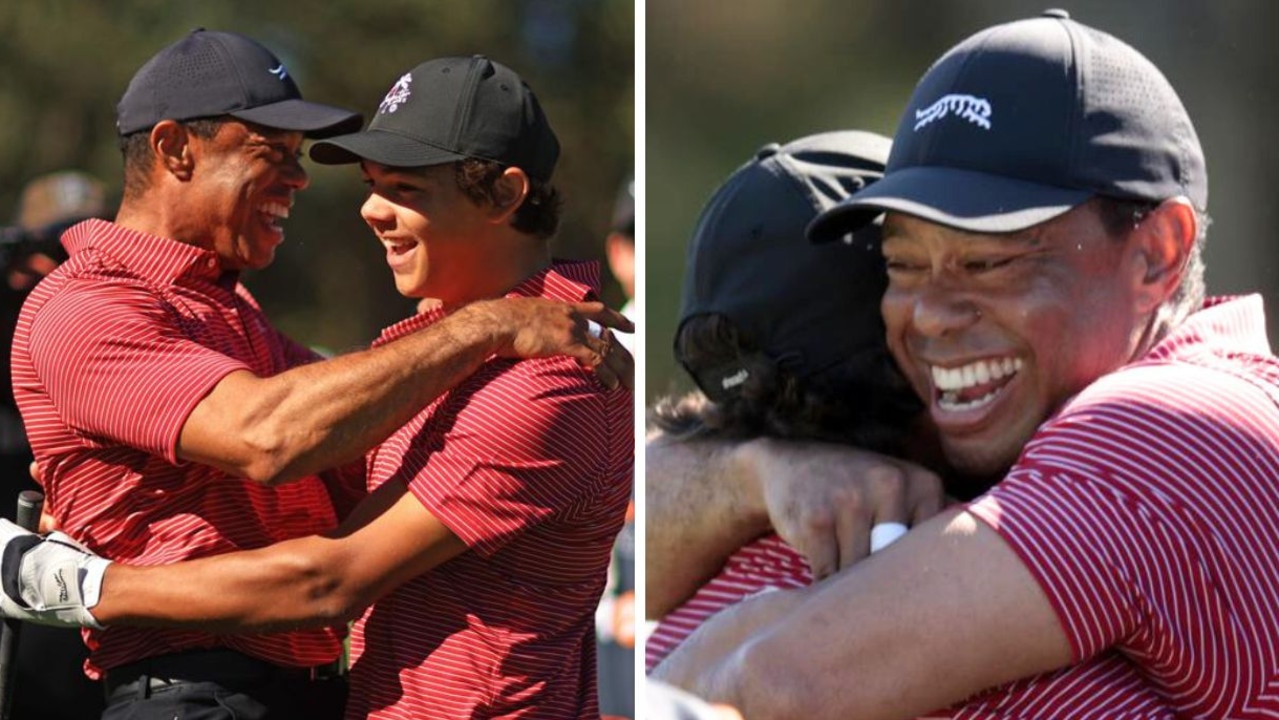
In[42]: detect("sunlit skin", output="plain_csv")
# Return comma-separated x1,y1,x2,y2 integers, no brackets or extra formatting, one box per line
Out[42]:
879,200,1167,476
180,121,308,272
144,120,309,273
359,162,550,306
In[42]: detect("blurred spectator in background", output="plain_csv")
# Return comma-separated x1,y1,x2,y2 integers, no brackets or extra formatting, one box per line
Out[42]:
598,173,636,719
1,171,109,494
605,175,635,350
4,169,109,720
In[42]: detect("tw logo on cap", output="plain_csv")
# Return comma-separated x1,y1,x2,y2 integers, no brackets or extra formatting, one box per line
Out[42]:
379,73,413,115
914,94,993,131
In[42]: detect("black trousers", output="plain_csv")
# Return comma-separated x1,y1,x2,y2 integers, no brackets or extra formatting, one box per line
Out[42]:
101,649,346,720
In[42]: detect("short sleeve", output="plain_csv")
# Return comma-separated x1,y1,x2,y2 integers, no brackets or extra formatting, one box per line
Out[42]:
392,357,611,557
965,363,1279,667
27,282,248,463
967,466,1158,662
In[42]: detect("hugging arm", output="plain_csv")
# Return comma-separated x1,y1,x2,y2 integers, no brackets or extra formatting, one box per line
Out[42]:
178,297,631,485
93,478,463,632
646,434,945,618
652,509,1074,720
5,353,615,632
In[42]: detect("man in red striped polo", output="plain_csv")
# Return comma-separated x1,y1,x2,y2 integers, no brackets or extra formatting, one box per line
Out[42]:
2,32,627,720
0,55,632,720
644,10,1279,720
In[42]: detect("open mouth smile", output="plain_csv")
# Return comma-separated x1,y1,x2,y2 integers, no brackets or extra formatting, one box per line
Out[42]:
930,356,1023,413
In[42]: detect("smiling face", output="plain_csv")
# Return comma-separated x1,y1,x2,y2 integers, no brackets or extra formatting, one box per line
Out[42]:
359,162,501,303
187,120,308,271
879,201,1150,476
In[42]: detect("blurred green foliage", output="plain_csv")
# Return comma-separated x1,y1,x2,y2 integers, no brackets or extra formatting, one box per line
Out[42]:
647,0,1279,403
0,0,634,353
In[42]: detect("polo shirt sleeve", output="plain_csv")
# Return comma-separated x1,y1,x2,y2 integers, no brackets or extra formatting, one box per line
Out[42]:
399,357,609,557
966,463,1155,663
965,366,1275,666
27,283,249,464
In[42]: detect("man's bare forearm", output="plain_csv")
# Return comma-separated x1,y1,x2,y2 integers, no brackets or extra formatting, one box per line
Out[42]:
652,511,1075,720
181,301,508,485
94,534,367,634
645,435,769,618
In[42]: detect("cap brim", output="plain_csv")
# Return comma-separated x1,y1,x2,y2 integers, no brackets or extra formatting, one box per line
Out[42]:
309,129,470,167
232,99,363,139
808,166,1094,241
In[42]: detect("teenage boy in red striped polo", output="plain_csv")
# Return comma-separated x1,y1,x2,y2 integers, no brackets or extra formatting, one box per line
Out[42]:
2,32,627,720
0,55,632,720
644,10,1279,719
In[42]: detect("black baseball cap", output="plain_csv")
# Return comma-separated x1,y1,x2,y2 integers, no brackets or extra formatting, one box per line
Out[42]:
310,55,560,182
809,9,1207,239
116,29,362,139
677,131,892,401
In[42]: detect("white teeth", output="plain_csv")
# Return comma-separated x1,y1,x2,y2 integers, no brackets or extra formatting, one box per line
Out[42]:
930,357,1023,392
938,389,1001,413
260,202,290,219
975,362,991,384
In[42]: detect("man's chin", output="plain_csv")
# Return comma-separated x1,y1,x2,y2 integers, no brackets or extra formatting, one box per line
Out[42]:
941,435,1023,484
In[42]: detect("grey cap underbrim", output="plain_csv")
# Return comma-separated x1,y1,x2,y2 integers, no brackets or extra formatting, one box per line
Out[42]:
808,165,1095,240
309,129,470,167
231,99,363,139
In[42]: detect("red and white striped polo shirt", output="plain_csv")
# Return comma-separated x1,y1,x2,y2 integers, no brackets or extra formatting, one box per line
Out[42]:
344,261,633,720
645,534,810,672
646,535,1174,717
11,219,343,678
968,294,1279,718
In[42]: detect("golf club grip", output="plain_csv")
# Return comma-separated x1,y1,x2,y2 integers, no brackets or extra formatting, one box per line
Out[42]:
15,490,43,532
0,490,44,720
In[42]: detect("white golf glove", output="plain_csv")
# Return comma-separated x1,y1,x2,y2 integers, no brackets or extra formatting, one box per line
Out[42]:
0,519,108,629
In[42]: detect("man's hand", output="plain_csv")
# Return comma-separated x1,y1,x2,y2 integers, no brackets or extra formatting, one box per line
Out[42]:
464,297,634,390
646,436,945,618
739,438,945,579
0,519,109,629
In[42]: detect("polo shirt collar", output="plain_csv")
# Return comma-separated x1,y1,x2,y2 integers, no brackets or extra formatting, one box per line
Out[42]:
1147,294,1271,361
376,260,601,345
64,219,229,286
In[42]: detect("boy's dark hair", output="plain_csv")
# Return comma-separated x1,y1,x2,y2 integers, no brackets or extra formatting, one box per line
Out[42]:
454,158,562,239
651,313,923,455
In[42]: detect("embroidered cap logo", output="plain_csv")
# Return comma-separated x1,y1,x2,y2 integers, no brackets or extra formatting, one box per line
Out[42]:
721,368,749,390
268,64,288,80
379,73,414,115
914,94,993,131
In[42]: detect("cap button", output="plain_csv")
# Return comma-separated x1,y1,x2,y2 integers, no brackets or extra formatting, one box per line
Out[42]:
1041,8,1070,19
755,143,781,160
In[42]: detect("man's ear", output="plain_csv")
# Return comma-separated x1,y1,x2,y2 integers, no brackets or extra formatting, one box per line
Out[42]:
488,166,531,224
1132,197,1196,312
151,120,194,181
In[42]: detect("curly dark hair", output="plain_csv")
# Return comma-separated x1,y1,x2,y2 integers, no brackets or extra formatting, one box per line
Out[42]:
650,313,923,455
453,158,562,239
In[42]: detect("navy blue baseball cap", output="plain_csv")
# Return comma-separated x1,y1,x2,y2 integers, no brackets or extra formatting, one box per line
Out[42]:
678,131,891,401
116,29,362,138
809,10,1207,239
310,55,560,182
